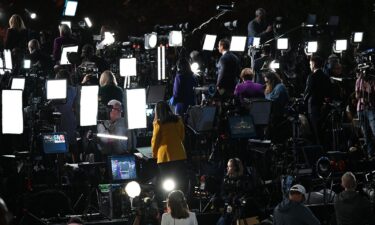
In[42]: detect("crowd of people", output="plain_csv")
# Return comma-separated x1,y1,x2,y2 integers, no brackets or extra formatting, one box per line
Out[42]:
0,5,375,225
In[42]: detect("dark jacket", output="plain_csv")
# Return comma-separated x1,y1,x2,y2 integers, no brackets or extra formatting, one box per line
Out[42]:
273,199,320,225
172,72,197,116
304,69,331,114
216,52,240,93
53,36,77,61
334,190,375,225
4,28,28,51
99,84,123,105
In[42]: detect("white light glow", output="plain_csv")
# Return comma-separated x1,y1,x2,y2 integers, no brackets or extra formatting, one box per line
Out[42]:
11,78,26,90
24,59,31,69
64,1,78,17
162,179,176,192
30,13,37,19
103,32,115,46
277,38,289,50
120,58,137,77
145,33,157,49
190,62,200,74
60,45,78,65
335,39,347,51
46,79,67,100
0,58,3,68
4,49,12,70
2,90,23,134
230,36,247,52
80,85,99,126
61,21,71,29
125,181,141,198
307,41,318,53
169,31,183,47
202,34,217,51
126,89,147,129
157,46,166,80
97,133,128,140
252,37,261,48
270,60,280,71
84,17,92,28
353,32,363,43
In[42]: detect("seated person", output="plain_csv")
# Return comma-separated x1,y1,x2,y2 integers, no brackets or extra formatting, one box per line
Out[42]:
161,190,198,225
234,68,264,102
263,71,289,119
334,172,375,225
273,184,320,225
97,99,136,156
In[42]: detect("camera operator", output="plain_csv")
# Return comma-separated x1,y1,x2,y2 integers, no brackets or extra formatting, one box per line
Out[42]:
216,158,256,225
355,71,375,159
273,184,320,225
247,8,273,44
96,99,136,156
304,55,332,145
80,44,109,74
28,39,54,76
161,190,198,225
334,172,375,225
253,45,272,85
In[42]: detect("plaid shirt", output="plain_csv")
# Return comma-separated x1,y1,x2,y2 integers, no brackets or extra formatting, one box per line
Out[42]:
356,77,375,111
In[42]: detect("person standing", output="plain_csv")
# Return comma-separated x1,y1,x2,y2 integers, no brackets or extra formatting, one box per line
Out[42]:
98,70,123,105
4,14,28,52
247,8,273,44
52,24,77,62
216,38,241,97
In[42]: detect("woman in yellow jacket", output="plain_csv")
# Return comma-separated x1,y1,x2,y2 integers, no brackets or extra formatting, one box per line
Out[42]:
152,101,187,190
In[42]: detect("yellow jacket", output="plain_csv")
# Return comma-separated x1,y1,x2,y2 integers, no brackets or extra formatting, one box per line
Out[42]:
151,118,186,164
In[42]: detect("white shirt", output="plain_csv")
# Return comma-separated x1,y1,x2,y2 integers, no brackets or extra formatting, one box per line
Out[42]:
161,212,198,225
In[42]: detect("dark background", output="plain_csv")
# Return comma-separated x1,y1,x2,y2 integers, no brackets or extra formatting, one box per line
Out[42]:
0,0,375,48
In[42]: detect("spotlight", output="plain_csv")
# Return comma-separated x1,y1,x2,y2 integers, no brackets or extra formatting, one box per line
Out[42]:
2,90,23,134
333,39,347,53
125,181,141,198
202,34,217,51
30,12,37,19
61,21,71,29
169,31,183,47
63,0,78,17
80,85,99,126
305,41,318,55
120,58,137,77
144,32,157,49
224,20,238,30
162,178,176,192
277,38,289,50
269,60,280,71
190,62,200,74
126,89,147,129
24,59,31,69
229,36,247,52
84,17,92,28
352,32,363,43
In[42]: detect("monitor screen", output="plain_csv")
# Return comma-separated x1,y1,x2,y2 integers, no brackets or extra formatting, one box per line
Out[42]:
42,133,68,154
109,155,137,181
60,45,79,65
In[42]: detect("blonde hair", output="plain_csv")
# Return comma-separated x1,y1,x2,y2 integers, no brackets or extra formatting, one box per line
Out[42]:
240,68,254,81
9,14,26,31
227,158,244,178
99,70,118,86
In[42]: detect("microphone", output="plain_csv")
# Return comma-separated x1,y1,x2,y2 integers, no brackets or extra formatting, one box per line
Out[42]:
216,3,234,11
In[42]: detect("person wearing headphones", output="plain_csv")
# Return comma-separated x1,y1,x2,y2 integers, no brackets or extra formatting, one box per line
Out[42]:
161,190,198,225
273,184,320,225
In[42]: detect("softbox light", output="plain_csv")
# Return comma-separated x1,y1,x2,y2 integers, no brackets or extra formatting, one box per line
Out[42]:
334,39,347,52
80,85,99,126
2,90,23,134
120,58,137,77
60,45,79,65
11,78,26,90
46,79,67,100
202,34,217,51
230,36,247,52
353,32,363,43
306,41,318,54
4,49,12,70
63,1,78,17
126,89,147,129
169,31,183,47
24,59,31,69
277,38,289,50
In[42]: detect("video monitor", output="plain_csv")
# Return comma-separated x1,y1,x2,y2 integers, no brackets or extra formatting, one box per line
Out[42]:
46,79,67,100
146,85,166,104
120,58,137,77
11,78,26,90
42,133,68,154
109,155,138,182
230,36,247,52
63,1,78,17
202,34,217,51
228,115,256,138
60,45,79,65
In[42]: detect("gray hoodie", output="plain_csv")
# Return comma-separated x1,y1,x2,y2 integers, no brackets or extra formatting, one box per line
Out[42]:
273,199,320,225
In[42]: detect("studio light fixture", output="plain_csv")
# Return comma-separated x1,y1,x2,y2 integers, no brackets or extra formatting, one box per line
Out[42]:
63,1,78,17
169,31,183,47
60,45,79,65
126,88,147,129
333,39,347,53
46,79,67,100
3,49,12,70
277,38,289,50
24,59,31,69
144,32,157,49
80,85,99,126
2,90,23,134
157,46,166,80
202,34,217,51
96,133,128,140
11,78,26,90
230,36,247,52
84,17,92,28
305,41,318,55
61,21,71,29
119,58,137,77
352,32,363,43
